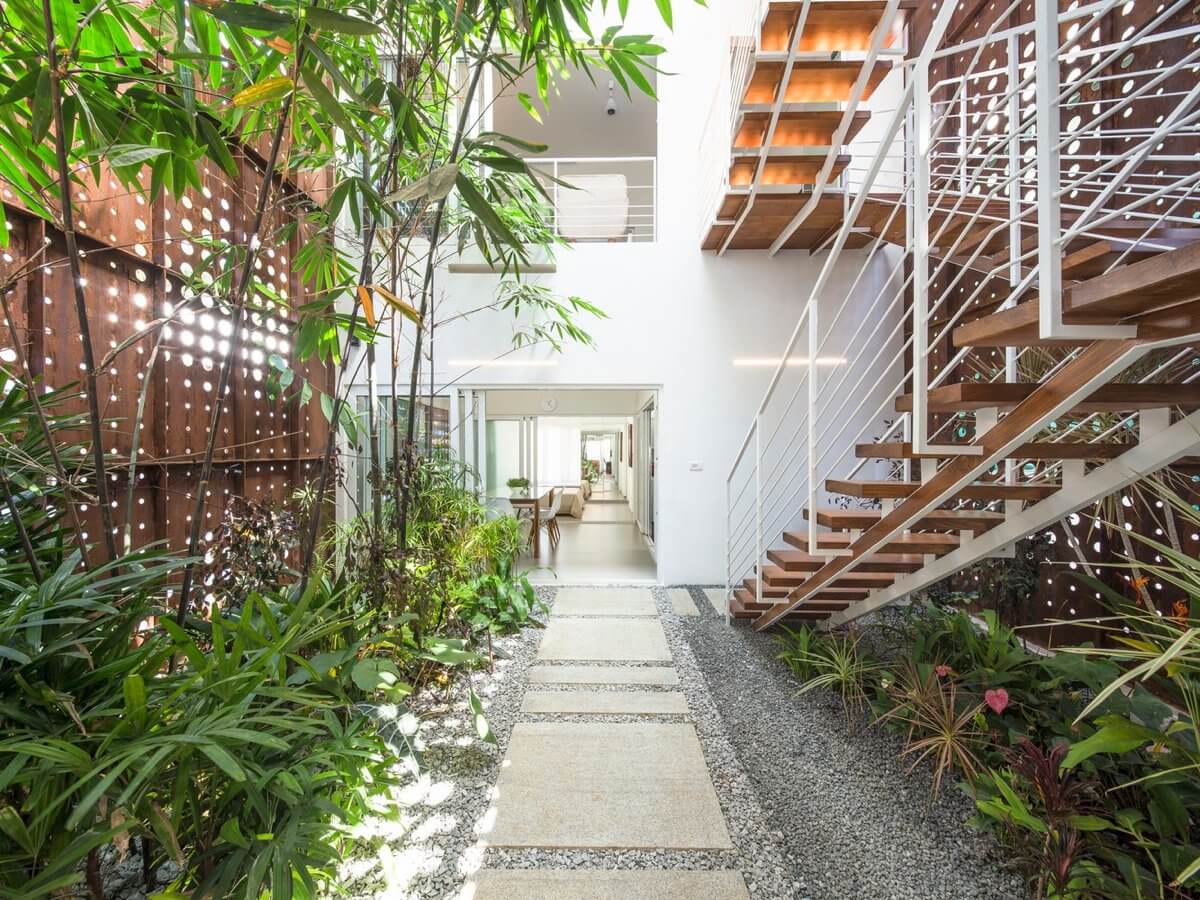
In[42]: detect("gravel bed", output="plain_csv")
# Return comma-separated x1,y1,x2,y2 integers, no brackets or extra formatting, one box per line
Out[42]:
338,583,1023,899
521,712,690,723
649,586,802,899
672,586,1029,900
484,847,737,871
335,613,543,899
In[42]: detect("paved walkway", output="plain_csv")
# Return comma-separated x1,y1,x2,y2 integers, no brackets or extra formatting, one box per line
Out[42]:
468,587,750,899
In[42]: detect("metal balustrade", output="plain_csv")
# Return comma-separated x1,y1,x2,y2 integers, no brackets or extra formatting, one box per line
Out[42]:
722,0,1200,624
529,156,658,243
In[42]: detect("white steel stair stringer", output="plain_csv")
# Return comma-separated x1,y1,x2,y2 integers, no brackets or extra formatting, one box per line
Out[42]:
826,406,1200,627
752,339,1149,631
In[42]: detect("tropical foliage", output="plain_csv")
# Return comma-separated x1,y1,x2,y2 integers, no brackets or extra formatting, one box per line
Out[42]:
776,545,1200,899
0,0,672,892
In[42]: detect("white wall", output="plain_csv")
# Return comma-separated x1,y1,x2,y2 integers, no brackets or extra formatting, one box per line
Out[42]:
484,389,643,416
492,68,658,158
348,0,905,585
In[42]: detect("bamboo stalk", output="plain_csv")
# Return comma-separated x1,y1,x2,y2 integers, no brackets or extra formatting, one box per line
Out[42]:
41,0,118,562
395,14,499,564
0,472,42,581
0,277,91,557
174,38,307,626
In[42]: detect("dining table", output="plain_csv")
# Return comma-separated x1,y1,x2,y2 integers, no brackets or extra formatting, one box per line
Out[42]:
508,487,554,560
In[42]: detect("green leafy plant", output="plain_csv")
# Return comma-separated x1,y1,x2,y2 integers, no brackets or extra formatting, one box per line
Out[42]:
794,629,881,731
974,739,1104,899
774,623,823,681
877,660,989,798
456,559,547,636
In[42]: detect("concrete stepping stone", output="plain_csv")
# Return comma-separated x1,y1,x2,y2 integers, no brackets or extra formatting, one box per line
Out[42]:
667,588,700,616
485,722,733,849
704,588,729,615
467,869,751,899
552,587,657,617
537,617,672,663
521,690,688,715
527,665,679,686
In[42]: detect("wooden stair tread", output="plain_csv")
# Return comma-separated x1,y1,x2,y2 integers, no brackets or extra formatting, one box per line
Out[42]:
894,382,1200,413
856,440,1133,460
735,111,871,149
730,154,851,187
761,566,896,590
730,590,835,620
760,2,900,54
745,60,892,105
784,529,960,555
743,578,869,601
766,548,924,573
805,507,1005,532
826,478,1058,501
953,239,1200,346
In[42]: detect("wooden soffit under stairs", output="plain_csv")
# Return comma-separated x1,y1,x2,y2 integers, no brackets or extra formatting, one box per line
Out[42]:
702,1,911,252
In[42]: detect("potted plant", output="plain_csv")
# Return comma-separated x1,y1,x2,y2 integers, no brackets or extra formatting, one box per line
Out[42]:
506,477,531,498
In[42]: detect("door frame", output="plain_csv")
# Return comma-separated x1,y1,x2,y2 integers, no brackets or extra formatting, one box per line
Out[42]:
449,382,661,548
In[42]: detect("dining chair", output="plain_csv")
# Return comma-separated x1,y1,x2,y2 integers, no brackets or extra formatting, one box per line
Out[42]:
528,488,561,551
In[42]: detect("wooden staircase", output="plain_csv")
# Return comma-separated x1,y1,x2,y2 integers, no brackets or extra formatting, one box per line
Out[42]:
730,237,1200,629
702,1,909,252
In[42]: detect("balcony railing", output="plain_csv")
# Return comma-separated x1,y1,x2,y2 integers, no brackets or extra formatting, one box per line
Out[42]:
530,156,657,243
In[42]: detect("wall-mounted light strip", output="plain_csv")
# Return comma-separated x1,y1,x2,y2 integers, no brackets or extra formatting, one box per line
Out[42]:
448,359,560,368
732,357,848,367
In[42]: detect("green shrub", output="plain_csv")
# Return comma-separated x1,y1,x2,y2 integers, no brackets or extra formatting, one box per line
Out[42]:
774,623,823,681
793,629,881,731
0,565,402,897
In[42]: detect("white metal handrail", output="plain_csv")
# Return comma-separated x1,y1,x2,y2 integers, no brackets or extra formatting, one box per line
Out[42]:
724,0,1200,617
530,156,657,243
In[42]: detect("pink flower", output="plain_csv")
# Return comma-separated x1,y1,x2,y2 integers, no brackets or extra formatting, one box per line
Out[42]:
935,665,952,678
984,688,1009,715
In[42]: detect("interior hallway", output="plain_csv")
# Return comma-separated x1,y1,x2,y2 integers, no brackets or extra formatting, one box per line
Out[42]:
522,475,657,583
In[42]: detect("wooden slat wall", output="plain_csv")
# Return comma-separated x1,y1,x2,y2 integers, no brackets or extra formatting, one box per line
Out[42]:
1,148,332,560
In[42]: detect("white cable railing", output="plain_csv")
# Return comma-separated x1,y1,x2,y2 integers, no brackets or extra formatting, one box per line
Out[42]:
724,0,1200,616
697,0,765,245
530,156,657,243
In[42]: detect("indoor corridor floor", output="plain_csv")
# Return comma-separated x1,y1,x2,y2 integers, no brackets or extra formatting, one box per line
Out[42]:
523,501,656,583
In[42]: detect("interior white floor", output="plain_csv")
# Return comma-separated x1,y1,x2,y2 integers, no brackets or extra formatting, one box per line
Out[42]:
522,477,657,584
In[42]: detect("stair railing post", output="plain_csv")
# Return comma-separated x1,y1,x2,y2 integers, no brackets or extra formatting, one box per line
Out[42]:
754,415,762,607
911,59,932,453
725,473,731,626
807,296,819,556
1005,30,1021,488
958,74,968,197
1033,0,1064,338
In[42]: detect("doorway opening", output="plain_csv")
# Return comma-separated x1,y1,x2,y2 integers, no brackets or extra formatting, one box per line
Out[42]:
453,387,658,584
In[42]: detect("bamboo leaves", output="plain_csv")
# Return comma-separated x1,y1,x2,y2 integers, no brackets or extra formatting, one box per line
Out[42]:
202,1,293,31
304,5,380,34
385,163,460,204
299,63,359,144
30,68,51,144
231,75,294,107
371,284,421,324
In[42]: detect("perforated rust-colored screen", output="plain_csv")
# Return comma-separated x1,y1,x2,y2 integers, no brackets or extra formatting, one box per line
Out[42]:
0,151,333,558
